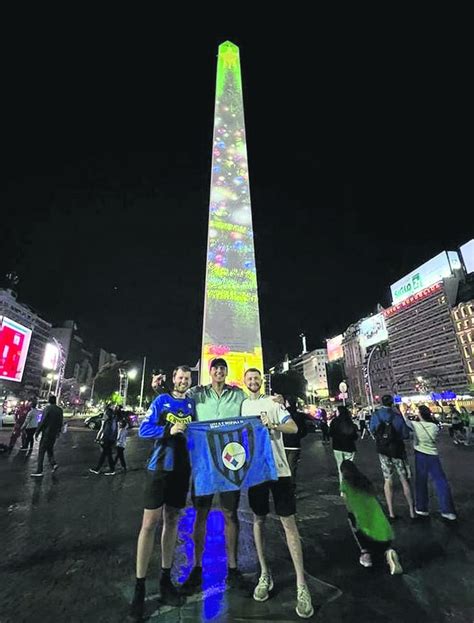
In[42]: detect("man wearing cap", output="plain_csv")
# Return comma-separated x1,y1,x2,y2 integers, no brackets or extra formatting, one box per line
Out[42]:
181,357,246,594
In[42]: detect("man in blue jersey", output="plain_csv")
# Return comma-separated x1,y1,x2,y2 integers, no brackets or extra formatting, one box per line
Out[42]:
129,365,195,621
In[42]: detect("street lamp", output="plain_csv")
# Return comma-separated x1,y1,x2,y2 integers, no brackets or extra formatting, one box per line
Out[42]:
119,368,138,408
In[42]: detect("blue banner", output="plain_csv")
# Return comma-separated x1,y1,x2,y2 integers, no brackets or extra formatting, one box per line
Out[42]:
187,417,278,496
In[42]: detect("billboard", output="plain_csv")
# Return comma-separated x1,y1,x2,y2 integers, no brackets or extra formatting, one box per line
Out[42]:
43,342,59,371
327,334,343,362
359,313,388,349
460,239,474,275
390,251,455,304
0,316,32,382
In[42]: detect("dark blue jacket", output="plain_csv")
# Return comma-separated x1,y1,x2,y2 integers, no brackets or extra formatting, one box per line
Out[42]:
369,406,410,439
139,393,195,473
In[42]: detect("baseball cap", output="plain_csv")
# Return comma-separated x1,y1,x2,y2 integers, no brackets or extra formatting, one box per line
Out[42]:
210,358,228,369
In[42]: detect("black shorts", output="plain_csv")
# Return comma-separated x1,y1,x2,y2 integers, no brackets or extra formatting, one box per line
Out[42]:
191,487,240,513
248,477,296,517
143,470,190,510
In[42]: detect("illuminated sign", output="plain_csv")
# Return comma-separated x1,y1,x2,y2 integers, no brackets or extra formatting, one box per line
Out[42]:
327,334,344,362
460,239,474,274
390,251,455,304
359,314,388,349
200,41,263,387
43,342,59,370
383,283,442,318
0,316,32,382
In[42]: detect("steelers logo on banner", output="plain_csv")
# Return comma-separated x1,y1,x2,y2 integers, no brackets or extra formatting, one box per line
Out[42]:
222,442,246,471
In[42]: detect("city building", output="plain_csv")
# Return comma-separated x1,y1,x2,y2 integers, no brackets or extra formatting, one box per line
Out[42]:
269,348,329,401
342,323,366,405
384,279,467,395
51,321,93,388
0,288,51,397
452,267,474,390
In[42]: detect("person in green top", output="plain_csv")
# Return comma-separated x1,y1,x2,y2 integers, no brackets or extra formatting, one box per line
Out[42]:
181,358,247,595
340,460,403,575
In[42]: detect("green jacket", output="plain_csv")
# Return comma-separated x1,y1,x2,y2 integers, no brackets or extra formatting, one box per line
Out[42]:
341,480,393,542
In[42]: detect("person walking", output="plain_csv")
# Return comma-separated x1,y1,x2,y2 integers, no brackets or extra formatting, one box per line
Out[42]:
114,418,129,472
30,395,63,477
8,401,30,454
340,460,403,574
449,405,464,445
402,405,456,521
358,408,368,439
20,399,41,451
329,405,358,484
465,411,474,446
319,408,331,444
370,395,415,520
89,406,117,475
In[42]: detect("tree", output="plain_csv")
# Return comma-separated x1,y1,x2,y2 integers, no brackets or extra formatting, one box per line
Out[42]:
269,370,307,400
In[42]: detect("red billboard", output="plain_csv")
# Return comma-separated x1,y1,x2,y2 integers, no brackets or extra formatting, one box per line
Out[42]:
0,316,32,382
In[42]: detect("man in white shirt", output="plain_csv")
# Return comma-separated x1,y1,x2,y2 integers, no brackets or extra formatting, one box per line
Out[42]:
241,368,314,620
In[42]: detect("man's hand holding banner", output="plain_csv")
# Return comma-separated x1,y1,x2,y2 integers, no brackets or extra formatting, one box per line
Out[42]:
187,416,278,496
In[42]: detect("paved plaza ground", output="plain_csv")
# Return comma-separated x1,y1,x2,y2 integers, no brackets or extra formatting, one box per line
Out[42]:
0,422,473,623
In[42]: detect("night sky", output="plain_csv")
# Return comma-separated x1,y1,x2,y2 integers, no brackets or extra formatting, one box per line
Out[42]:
1,22,470,372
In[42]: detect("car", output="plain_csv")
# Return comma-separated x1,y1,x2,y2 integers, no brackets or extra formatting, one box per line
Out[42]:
84,415,103,430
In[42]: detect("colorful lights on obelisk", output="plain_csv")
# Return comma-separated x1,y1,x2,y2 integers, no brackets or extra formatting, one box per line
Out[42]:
200,41,263,386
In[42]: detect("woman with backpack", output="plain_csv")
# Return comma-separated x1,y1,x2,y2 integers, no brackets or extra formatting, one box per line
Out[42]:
329,405,358,484
89,406,118,476
402,405,456,521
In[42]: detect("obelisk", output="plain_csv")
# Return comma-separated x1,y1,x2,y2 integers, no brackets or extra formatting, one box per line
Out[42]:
200,41,263,387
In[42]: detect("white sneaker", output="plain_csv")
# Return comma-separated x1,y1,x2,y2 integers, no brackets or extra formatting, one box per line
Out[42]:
385,549,403,575
30,472,44,478
253,573,273,602
415,510,430,517
296,584,314,619
89,468,100,474
359,552,372,568
104,471,116,476
441,513,457,521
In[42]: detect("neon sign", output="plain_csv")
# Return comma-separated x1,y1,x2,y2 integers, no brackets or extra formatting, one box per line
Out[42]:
383,282,442,318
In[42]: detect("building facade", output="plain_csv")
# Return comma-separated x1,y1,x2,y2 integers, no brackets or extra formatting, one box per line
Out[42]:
384,282,467,395
0,288,51,397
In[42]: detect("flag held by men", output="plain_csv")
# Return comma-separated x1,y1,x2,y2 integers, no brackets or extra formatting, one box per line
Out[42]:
187,417,277,496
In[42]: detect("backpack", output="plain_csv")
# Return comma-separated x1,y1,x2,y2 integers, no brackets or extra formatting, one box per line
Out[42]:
375,411,403,458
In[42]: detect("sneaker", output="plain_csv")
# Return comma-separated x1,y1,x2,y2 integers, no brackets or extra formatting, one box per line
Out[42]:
180,566,202,595
385,549,403,575
253,573,274,602
441,513,457,521
52,464,59,472
295,584,314,619
415,510,430,517
359,552,373,568
227,567,247,590
104,471,116,476
129,584,145,621
89,468,100,474
159,577,185,607
30,472,44,477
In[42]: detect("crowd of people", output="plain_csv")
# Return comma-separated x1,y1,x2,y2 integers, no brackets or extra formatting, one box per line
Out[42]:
1,361,468,622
